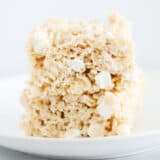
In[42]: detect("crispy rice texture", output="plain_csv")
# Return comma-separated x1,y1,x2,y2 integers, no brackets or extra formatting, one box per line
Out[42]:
20,14,143,138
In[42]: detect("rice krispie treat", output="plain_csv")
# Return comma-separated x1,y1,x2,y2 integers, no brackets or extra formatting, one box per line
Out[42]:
21,14,143,138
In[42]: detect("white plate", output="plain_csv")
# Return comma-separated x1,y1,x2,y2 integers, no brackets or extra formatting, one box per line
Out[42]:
0,72,160,159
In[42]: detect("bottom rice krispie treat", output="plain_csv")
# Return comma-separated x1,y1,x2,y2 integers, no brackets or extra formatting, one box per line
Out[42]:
21,14,143,137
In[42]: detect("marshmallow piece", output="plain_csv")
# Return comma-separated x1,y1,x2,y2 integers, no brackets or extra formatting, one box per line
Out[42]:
95,71,113,89
97,92,119,119
69,59,85,72
116,124,130,135
105,32,115,39
87,124,104,137
124,69,141,82
64,129,81,138
33,29,51,53
97,100,113,120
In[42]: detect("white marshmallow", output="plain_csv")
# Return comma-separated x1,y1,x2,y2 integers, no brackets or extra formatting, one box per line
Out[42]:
95,71,113,89
33,30,51,53
97,101,113,119
116,124,130,135
124,69,141,82
69,59,85,72
87,124,104,137
64,129,81,138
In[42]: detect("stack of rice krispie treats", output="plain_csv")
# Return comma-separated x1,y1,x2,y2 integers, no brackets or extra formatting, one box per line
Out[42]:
21,14,143,138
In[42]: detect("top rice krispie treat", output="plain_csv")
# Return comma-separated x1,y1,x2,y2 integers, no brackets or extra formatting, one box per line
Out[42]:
21,14,143,138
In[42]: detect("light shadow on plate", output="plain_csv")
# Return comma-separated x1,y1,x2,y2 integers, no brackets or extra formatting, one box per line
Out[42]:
0,146,160,160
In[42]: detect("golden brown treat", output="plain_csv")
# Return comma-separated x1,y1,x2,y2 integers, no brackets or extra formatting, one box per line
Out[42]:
21,14,143,138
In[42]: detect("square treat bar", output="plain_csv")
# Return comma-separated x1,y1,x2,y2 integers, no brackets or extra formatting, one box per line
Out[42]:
21,14,143,138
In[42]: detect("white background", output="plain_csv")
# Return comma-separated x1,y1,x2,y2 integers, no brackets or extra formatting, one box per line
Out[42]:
0,0,159,76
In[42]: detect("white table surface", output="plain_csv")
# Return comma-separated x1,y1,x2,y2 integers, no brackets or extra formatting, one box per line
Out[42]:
0,146,159,160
